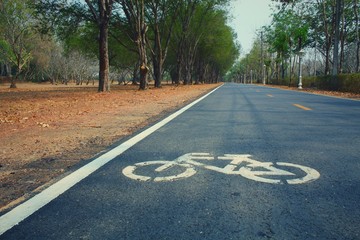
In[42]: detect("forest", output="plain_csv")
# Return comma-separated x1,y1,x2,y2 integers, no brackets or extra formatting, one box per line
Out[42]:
0,0,240,91
228,0,360,93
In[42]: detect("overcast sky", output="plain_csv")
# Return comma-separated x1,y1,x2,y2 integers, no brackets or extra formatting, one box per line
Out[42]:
228,0,275,55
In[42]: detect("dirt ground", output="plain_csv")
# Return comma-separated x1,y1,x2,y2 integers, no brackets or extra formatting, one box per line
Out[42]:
0,82,359,213
0,82,220,212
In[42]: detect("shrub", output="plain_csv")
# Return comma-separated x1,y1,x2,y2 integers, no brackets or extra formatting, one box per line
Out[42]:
300,74,360,93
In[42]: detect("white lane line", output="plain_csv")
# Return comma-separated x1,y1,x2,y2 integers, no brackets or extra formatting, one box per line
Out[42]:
0,84,223,235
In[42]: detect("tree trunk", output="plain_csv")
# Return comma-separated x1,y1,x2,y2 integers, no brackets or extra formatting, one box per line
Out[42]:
0,64,4,76
148,1,178,88
174,40,184,85
183,37,199,85
6,64,11,77
289,55,292,86
120,0,148,89
339,7,346,74
197,61,204,84
332,0,341,77
138,24,148,90
10,60,22,89
354,0,360,72
132,63,139,85
138,25,148,90
98,22,110,92
183,50,192,85
320,0,332,75
138,59,148,90
139,63,148,90
10,77,17,88
325,40,331,75
329,0,341,91
174,1,197,85
153,58,162,88
85,0,113,92
152,27,163,88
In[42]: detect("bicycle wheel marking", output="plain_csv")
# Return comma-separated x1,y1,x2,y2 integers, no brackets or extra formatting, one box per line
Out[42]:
122,161,196,182
122,153,320,184
277,162,321,184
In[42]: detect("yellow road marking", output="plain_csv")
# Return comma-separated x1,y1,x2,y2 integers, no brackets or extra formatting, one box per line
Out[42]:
293,104,312,111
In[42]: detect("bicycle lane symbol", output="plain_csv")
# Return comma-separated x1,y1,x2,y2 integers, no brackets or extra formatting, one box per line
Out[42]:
122,153,320,184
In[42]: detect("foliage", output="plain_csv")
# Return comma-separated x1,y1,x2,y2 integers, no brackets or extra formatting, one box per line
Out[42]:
301,74,360,93
0,0,35,87
33,0,115,91
0,0,240,89
164,0,235,84
197,9,239,77
228,0,360,93
0,40,15,63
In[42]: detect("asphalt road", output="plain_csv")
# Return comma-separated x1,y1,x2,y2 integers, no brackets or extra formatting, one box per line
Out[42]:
1,83,360,239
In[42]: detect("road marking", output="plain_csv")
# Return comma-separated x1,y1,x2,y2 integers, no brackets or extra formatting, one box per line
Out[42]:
0,85,224,236
267,94,274,97
123,161,197,182
293,104,312,111
123,153,320,185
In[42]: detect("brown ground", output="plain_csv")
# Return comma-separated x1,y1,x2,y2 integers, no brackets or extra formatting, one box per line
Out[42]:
0,82,359,213
0,82,220,212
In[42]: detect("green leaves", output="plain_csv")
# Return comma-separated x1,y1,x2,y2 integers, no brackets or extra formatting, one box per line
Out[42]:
30,0,238,85
1,0,34,79
266,7,309,56
0,39,15,62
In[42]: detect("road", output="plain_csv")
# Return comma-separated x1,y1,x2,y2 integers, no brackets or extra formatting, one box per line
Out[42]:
1,83,360,239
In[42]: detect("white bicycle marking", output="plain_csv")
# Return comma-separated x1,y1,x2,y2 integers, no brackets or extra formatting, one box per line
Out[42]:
122,153,320,184
123,161,196,182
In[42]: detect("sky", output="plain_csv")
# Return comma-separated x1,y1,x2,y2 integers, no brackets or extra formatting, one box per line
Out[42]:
228,0,275,55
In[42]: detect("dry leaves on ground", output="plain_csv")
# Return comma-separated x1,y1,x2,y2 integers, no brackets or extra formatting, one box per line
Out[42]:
0,82,220,211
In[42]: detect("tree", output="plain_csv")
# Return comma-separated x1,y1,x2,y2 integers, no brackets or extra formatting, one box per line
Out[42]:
196,9,239,83
238,0,360,88
23,34,58,82
302,0,345,75
333,0,342,77
0,0,34,88
354,0,360,72
264,5,309,83
171,0,198,85
118,0,149,90
165,0,231,85
33,0,238,89
146,0,180,88
62,19,139,85
85,0,114,91
33,0,115,92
